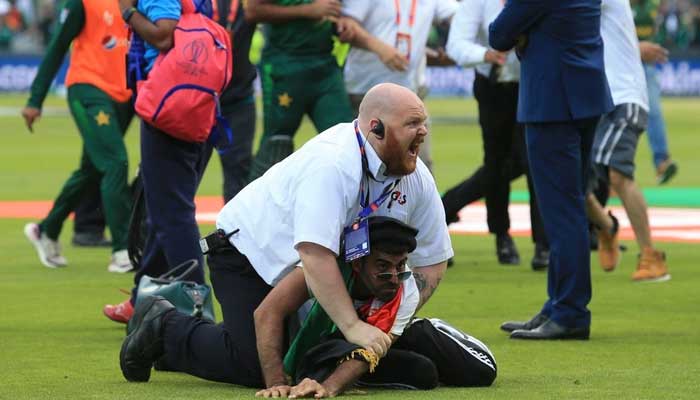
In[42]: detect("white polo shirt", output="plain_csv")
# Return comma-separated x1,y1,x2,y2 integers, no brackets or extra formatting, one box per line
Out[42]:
342,0,458,94
446,0,520,82
216,122,453,286
601,0,649,110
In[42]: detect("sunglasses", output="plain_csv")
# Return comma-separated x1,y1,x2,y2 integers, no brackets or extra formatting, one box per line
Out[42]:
375,270,412,282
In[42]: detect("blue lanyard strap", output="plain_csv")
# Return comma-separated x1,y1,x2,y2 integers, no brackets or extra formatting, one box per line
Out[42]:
353,120,400,219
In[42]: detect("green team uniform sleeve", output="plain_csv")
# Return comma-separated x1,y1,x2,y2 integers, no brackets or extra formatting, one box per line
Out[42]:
26,0,85,110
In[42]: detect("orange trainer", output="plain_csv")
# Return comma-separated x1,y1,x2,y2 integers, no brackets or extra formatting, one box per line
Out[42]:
632,247,671,282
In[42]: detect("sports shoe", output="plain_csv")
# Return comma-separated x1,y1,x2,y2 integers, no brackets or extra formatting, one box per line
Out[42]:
597,211,620,272
656,159,678,185
24,222,68,268
496,233,520,265
108,249,134,273
104,298,135,324
120,296,175,382
632,247,671,282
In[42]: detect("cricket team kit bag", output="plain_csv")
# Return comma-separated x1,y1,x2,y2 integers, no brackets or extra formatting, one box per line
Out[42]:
128,0,233,148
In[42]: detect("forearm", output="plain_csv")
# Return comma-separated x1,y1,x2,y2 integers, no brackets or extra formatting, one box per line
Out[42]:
254,312,289,387
322,359,369,396
298,244,359,333
245,0,316,23
28,0,84,108
412,262,446,311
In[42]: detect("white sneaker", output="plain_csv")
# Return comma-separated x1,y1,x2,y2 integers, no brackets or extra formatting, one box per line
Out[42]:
24,222,68,268
108,249,134,273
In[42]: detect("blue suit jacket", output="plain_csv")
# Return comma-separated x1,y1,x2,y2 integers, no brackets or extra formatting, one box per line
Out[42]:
489,0,614,123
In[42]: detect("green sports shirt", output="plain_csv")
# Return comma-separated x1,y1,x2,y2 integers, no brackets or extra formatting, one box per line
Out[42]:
631,0,660,42
261,0,335,61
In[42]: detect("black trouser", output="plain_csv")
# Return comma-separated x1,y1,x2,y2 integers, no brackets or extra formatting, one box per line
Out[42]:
361,319,497,388
442,75,547,245
73,186,106,235
162,246,270,387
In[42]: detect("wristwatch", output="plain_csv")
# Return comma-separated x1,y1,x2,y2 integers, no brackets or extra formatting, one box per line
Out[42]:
122,7,137,23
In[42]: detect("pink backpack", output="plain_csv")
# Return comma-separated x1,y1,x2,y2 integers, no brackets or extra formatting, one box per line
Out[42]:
134,0,232,144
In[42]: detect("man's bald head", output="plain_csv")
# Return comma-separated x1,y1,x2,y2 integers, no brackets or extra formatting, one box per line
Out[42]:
358,83,422,126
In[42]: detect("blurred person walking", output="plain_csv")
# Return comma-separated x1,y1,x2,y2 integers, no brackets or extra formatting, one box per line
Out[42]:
244,0,355,181
22,0,134,272
585,0,670,283
632,0,678,184
441,0,548,269
341,0,458,172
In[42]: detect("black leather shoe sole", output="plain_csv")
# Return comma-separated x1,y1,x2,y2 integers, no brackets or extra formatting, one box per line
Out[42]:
120,296,173,382
510,320,590,340
500,313,548,333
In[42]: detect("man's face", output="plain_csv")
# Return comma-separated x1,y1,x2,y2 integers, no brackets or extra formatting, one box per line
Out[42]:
380,100,428,176
354,250,409,302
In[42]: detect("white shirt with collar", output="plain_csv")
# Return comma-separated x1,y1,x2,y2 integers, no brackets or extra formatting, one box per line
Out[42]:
216,122,453,286
446,0,520,82
342,0,458,94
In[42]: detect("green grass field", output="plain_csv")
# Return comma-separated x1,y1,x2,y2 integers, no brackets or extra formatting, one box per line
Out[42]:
1,95,698,399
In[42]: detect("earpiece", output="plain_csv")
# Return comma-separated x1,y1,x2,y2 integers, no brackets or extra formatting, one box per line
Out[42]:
370,119,385,140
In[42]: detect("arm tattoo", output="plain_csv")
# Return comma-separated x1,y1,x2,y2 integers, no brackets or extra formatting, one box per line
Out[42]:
413,271,441,310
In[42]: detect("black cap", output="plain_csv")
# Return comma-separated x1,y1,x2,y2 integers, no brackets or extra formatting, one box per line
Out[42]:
368,216,419,254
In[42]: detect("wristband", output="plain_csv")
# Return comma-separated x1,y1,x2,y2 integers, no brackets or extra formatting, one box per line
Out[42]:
122,7,137,23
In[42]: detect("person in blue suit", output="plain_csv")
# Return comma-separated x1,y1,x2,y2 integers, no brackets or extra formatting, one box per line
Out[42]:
489,0,614,340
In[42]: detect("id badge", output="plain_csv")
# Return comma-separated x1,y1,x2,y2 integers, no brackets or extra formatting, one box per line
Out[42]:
343,219,371,262
395,32,412,60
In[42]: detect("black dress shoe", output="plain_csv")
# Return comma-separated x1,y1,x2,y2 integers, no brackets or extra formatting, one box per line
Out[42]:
496,234,520,265
510,319,589,340
531,243,550,271
72,232,111,247
500,313,548,333
120,296,175,382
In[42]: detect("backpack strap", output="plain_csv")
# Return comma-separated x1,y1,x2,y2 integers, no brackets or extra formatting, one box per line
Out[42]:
207,96,234,154
181,0,196,14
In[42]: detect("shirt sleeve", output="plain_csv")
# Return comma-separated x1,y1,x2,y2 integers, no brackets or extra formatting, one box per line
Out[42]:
389,276,419,336
26,0,84,109
446,0,488,67
341,0,370,22
292,162,351,256
407,168,454,268
434,0,459,22
139,0,181,22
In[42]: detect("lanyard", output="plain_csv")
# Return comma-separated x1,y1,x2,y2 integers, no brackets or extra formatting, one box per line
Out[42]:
353,120,400,220
393,0,417,28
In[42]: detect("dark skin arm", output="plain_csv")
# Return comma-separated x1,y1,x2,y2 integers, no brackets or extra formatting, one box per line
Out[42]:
254,268,311,398
289,334,399,398
119,0,178,51
245,0,341,24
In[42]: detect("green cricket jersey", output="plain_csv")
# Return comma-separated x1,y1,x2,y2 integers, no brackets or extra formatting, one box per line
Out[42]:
27,0,85,109
261,0,335,61
631,0,659,42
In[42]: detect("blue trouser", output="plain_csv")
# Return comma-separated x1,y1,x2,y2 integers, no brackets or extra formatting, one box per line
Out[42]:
526,118,597,329
132,121,212,301
644,64,669,168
